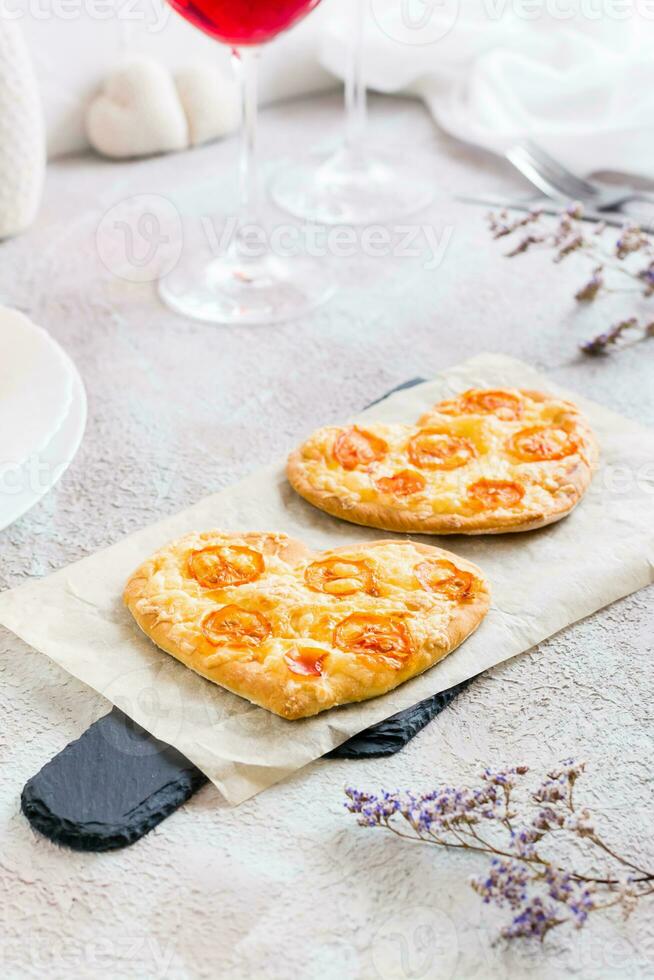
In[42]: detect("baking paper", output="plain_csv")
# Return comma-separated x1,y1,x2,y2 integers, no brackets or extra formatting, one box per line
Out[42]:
1,354,652,804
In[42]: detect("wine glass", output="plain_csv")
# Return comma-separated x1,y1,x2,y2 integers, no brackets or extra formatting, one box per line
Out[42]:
159,0,335,325
271,0,434,225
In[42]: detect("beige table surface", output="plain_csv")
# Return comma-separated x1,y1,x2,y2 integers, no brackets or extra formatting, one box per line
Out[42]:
0,92,652,980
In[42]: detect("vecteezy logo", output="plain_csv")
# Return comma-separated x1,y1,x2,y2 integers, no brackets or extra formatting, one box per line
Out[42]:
370,0,460,46
96,193,183,283
371,906,459,979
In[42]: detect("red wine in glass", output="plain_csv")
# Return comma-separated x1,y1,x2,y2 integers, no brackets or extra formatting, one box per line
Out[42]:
167,0,322,46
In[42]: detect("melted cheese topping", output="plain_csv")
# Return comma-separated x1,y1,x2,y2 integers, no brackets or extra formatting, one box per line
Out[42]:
130,533,482,685
294,389,594,520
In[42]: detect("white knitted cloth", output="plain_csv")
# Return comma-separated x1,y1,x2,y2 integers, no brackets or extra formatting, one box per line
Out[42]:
0,20,44,239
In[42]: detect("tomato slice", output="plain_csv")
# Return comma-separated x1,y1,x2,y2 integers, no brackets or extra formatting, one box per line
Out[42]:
375,470,426,496
415,559,476,601
333,427,388,470
508,425,577,462
305,557,376,597
189,545,264,588
408,430,476,470
202,604,272,647
285,647,327,677
439,389,523,421
467,478,525,510
333,613,412,669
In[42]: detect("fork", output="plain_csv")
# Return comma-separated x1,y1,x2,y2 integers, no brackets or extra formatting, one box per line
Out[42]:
506,140,654,211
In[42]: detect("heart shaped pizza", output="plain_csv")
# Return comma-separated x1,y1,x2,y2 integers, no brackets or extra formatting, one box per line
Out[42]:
124,532,490,719
287,388,599,535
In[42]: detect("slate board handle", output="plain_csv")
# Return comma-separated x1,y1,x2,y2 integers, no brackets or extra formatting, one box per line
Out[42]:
22,709,209,852
22,377,472,851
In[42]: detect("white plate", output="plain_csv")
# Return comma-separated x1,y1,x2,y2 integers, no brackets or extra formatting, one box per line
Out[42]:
0,306,73,475
0,348,86,532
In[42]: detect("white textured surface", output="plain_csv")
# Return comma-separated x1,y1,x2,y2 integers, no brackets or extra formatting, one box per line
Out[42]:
0,93,652,979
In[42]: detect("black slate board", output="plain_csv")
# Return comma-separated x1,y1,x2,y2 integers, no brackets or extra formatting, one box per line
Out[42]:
327,680,471,758
22,377,474,851
22,710,209,852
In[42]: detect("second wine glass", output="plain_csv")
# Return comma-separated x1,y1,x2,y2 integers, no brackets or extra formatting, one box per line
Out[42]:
271,0,434,225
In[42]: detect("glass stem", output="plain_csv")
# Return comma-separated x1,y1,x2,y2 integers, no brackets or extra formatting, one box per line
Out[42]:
345,0,366,154
232,46,260,229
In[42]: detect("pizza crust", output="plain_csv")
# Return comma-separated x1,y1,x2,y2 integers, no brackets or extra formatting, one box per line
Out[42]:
287,388,599,535
124,532,490,720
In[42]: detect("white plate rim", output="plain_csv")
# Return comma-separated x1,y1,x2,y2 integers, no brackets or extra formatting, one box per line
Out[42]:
0,307,74,474
0,347,86,533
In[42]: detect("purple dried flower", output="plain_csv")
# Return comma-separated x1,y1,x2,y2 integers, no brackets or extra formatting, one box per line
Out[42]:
501,897,563,941
616,225,647,258
545,868,575,902
637,262,654,295
544,870,596,927
409,785,486,832
555,233,583,262
532,807,564,831
506,234,542,257
344,786,400,826
566,201,584,219
616,879,639,919
487,211,512,239
510,825,542,858
552,215,576,243
548,759,586,782
533,776,567,804
471,858,529,909
481,766,528,789
575,265,603,301
580,318,638,355
564,808,595,837
487,208,542,240
570,891,595,928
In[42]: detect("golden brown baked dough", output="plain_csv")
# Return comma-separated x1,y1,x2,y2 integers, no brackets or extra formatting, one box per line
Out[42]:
287,388,599,535
124,531,490,719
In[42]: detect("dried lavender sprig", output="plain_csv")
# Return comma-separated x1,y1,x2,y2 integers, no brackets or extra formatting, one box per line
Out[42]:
579,317,654,355
487,208,543,240
488,205,653,278
575,266,604,301
344,761,653,943
487,204,654,354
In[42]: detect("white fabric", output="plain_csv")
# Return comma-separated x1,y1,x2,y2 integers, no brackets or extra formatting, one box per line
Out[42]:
322,0,654,176
14,0,654,175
